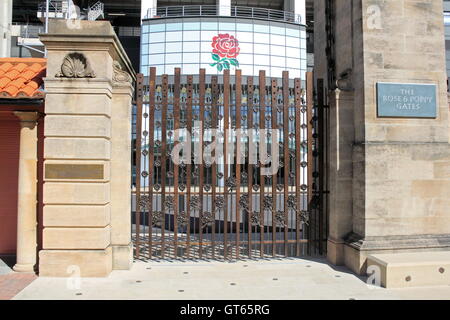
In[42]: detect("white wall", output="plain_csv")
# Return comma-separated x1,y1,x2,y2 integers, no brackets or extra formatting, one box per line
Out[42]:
0,0,12,58
141,0,157,21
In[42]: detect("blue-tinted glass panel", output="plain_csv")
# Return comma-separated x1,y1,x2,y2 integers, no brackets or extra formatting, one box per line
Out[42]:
239,42,253,54
149,43,165,54
236,23,252,32
238,54,253,65
149,54,164,65
286,47,300,58
201,52,212,62
166,23,182,31
285,36,300,48
166,42,182,53
271,67,284,78
254,43,269,53
201,41,213,52
202,22,218,30
301,59,307,70
184,22,201,30
287,57,301,68
142,25,150,33
300,39,306,49
236,32,253,43
271,35,285,46
271,56,285,67
183,30,200,41
254,33,270,44
166,53,182,64
149,32,165,43
183,64,200,74
240,64,253,75
270,45,285,56
141,54,148,65
270,26,285,35
183,52,199,63
183,41,200,52
254,24,269,33
166,31,182,42
150,24,165,32
285,28,299,37
142,44,149,54
201,30,218,41
219,22,235,31
165,64,182,74
253,55,270,66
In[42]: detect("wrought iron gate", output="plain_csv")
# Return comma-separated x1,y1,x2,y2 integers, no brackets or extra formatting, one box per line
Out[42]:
132,67,326,260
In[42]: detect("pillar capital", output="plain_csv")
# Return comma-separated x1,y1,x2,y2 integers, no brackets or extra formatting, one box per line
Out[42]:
14,111,40,128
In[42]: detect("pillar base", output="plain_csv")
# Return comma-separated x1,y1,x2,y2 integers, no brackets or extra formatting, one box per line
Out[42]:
112,243,133,270
13,263,36,273
326,238,345,266
39,247,112,277
343,233,450,275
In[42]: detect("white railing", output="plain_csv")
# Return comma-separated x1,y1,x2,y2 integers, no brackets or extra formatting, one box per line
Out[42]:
88,1,104,21
145,5,302,25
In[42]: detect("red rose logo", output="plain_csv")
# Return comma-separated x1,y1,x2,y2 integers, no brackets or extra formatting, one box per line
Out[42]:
210,34,240,72
212,33,240,59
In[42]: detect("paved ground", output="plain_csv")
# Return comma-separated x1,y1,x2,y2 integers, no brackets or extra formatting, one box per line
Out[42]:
0,273,37,300
11,257,450,300
0,256,37,300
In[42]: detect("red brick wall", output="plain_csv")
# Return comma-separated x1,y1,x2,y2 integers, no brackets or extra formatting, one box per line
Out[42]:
0,119,20,255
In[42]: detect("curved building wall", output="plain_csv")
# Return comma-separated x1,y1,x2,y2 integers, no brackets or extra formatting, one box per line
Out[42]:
140,17,307,79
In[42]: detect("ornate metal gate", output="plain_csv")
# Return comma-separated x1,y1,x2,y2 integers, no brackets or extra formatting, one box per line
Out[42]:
132,67,326,260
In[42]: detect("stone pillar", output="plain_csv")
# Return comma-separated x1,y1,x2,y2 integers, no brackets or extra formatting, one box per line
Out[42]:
13,112,39,273
39,20,135,277
315,0,450,275
110,63,134,270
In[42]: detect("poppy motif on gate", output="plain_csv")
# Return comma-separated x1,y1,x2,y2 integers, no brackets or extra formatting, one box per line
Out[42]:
210,33,240,72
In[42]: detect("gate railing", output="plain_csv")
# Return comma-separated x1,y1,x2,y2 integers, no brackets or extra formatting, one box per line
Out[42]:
133,68,323,260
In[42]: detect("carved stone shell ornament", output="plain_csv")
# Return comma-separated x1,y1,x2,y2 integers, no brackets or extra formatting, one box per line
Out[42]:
56,52,96,78
112,60,132,84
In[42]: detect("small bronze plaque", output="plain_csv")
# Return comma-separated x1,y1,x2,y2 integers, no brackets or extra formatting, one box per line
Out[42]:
45,164,104,180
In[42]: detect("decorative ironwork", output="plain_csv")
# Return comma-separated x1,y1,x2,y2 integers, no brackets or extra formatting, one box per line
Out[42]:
263,195,273,211
138,195,150,211
250,211,261,226
275,211,286,227
164,196,174,210
190,195,201,210
201,211,215,228
297,210,310,225
287,195,297,210
177,211,188,227
151,211,163,226
133,68,322,261
215,196,225,210
225,177,237,191
239,194,249,213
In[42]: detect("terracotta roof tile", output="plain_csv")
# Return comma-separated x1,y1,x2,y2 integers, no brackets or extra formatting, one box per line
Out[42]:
0,58,46,99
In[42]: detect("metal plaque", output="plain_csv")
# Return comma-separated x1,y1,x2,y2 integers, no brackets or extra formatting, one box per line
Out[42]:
377,82,437,118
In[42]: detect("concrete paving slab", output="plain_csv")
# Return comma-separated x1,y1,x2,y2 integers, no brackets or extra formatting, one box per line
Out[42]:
12,258,450,300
